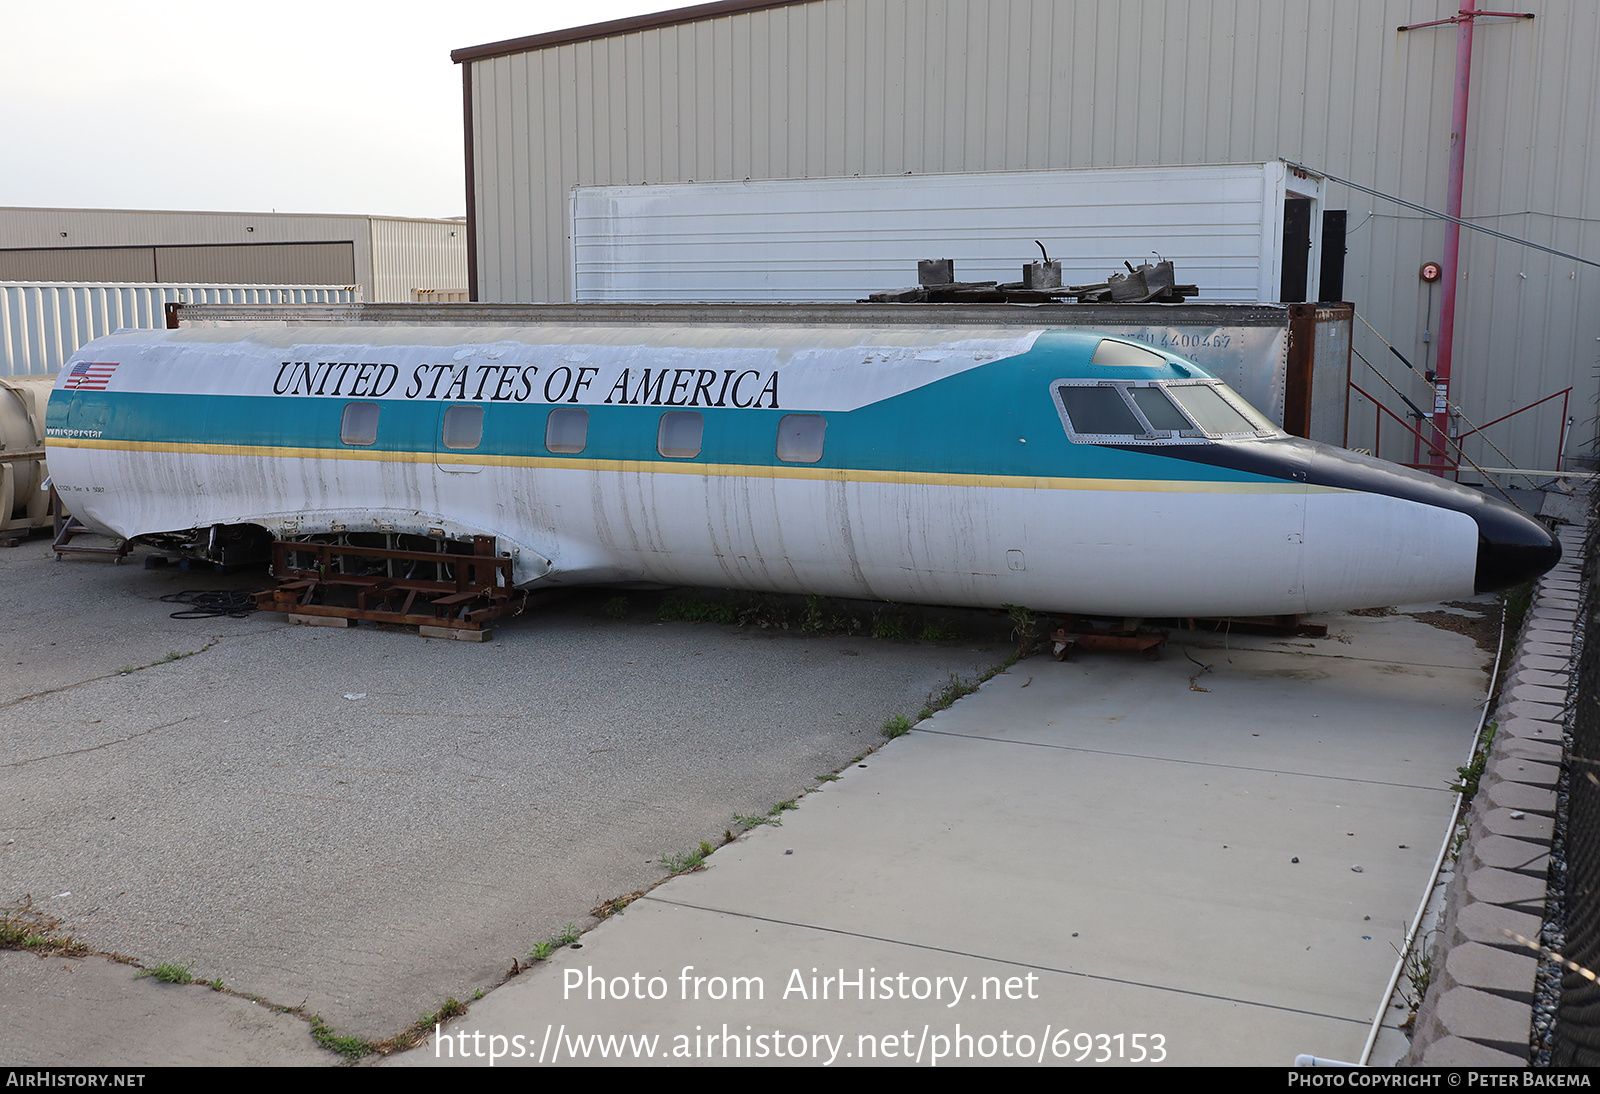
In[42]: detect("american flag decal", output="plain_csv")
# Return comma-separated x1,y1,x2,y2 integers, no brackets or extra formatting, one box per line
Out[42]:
66,361,118,390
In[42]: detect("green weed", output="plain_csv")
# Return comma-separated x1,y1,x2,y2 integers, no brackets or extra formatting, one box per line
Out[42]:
1450,722,1497,801
802,594,834,633
871,610,912,640
420,997,466,1026
882,714,914,739
1004,604,1040,657
1394,930,1438,1029
137,962,193,984
310,1017,373,1060
661,840,716,874
601,596,630,619
592,891,644,920
528,923,583,961
658,596,739,624
919,672,978,719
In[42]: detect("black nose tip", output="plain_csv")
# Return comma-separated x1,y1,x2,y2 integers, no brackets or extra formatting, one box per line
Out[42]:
1475,502,1561,593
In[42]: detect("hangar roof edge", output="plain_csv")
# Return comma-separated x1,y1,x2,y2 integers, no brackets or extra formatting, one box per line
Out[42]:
451,0,817,64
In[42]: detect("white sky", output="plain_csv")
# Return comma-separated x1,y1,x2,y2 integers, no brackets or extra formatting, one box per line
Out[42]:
0,1,685,220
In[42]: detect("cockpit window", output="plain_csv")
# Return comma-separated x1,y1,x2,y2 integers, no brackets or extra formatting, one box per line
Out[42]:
1059,386,1144,436
1053,379,1278,444
1164,383,1259,436
1091,339,1167,368
1128,387,1191,432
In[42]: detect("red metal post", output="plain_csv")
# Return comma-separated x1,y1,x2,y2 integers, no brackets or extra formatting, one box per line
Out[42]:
1431,1,1477,475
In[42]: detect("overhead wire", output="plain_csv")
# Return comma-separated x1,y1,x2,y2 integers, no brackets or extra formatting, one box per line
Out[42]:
1282,160,1600,269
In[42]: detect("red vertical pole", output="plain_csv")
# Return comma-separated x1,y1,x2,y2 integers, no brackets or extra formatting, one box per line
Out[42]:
1432,1,1477,474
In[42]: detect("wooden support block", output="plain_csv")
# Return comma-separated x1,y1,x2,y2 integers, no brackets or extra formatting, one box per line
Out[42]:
419,625,492,642
288,614,354,628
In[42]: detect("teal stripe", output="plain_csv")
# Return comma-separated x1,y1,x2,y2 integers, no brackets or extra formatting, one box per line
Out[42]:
47,333,1276,485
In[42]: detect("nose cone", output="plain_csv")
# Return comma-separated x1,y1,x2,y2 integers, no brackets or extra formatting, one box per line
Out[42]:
1474,499,1561,593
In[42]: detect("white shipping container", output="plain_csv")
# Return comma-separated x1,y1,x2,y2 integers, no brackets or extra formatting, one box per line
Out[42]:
0,282,361,376
572,162,1324,305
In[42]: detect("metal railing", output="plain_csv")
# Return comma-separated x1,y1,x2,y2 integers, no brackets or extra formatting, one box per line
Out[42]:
1348,380,1574,482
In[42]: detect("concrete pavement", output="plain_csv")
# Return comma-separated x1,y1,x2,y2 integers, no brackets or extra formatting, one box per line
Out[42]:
389,607,1489,1067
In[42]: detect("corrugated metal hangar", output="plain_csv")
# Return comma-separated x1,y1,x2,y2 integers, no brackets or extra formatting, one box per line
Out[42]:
451,0,1600,475
0,207,469,304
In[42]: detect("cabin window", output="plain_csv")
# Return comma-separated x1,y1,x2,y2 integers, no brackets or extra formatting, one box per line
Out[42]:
776,414,826,463
340,402,379,446
657,411,703,459
545,408,589,454
1058,385,1143,437
442,404,484,449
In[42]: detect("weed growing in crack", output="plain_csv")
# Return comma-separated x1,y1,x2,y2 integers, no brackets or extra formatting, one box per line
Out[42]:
661,841,715,875
734,799,799,829
592,890,645,920
310,1017,373,1060
1450,722,1497,801
0,898,86,957
528,923,584,961
919,672,978,719
136,962,193,984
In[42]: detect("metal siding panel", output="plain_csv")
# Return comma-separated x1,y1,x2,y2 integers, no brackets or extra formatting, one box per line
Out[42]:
0,247,156,282
544,49,570,301
845,0,868,174
803,3,826,174
730,15,753,180
575,42,598,187
368,220,469,303
1,282,357,376
642,31,665,185
608,37,631,186
714,16,736,180
153,243,356,286
625,34,647,184
574,164,1285,302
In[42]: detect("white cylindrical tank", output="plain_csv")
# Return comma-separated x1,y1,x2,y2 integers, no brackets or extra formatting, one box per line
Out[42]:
0,375,54,535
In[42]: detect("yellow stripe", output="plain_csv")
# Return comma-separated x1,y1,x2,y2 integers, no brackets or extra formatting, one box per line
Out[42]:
47,436,1324,495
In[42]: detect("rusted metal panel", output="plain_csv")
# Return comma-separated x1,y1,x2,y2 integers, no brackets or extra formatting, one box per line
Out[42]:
1283,302,1318,438
256,536,527,631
